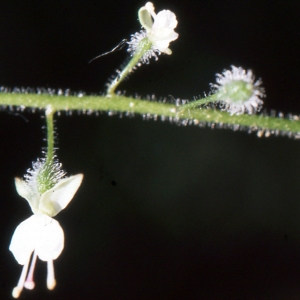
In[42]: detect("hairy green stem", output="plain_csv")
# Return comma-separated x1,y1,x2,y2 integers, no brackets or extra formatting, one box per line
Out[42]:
106,38,152,95
177,94,218,111
45,105,55,163
1,93,300,136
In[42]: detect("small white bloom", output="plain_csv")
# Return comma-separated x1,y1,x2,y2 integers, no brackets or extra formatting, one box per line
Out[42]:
139,2,178,55
210,65,265,115
127,2,179,63
9,158,83,298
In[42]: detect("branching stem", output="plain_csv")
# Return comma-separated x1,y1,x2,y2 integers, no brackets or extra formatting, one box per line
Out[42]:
1,93,300,137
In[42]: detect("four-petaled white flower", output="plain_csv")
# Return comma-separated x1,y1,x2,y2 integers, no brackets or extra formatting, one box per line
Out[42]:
210,65,265,115
9,160,83,298
127,2,179,63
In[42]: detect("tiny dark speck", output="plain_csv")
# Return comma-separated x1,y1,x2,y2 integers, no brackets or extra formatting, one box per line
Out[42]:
284,234,288,241
111,180,116,186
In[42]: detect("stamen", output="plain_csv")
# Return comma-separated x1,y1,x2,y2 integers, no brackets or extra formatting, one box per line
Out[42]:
12,259,30,298
47,260,56,290
24,251,37,290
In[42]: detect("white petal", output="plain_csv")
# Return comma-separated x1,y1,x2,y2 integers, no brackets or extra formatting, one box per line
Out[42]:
161,48,172,55
149,28,178,54
150,28,178,43
153,10,178,30
138,6,153,32
9,215,42,265
35,216,64,261
9,215,64,264
39,174,83,217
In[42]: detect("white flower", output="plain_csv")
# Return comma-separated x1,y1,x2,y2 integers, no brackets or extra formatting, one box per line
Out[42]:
210,65,265,115
127,2,179,63
139,2,178,55
9,158,83,298
9,215,64,296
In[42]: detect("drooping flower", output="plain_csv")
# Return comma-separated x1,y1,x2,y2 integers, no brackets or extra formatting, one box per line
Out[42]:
210,65,265,115
9,157,83,298
127,2,179,63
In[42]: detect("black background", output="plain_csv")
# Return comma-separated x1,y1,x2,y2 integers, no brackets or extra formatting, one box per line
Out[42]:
1,1,300,299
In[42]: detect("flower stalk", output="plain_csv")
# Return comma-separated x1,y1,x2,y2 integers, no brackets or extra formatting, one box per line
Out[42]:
106,38,152,95
45,105,55,163
176,94,219,112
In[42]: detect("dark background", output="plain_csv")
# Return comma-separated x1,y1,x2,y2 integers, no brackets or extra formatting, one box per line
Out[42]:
1,0,300,299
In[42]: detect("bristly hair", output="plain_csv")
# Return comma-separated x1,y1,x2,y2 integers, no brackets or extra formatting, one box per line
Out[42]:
24,156,66,195
127,30,161,65
210,66,265,115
